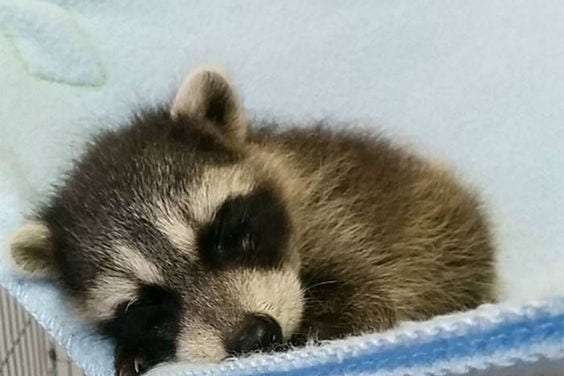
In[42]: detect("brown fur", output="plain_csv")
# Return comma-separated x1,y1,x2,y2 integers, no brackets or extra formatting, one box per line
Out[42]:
9,67,496,373
243,124,496,340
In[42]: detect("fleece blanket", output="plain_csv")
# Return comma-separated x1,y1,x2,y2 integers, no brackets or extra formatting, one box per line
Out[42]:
0,1,563,375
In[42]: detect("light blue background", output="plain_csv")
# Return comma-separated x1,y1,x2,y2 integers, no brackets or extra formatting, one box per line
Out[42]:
1,1,563,375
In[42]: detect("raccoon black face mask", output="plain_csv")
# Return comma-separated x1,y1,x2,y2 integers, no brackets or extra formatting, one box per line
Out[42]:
9,67,496,375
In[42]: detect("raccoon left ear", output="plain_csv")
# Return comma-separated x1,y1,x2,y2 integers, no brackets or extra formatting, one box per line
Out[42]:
8,221,58,278
171,66,248,143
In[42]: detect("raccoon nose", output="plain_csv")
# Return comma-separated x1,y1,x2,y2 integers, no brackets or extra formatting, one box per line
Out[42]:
226,314,283,356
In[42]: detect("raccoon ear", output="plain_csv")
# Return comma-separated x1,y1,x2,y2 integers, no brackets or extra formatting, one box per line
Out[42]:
171,67,248,143
8,221,57,278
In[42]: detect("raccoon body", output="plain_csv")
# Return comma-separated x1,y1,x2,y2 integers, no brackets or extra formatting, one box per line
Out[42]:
9,67,496,375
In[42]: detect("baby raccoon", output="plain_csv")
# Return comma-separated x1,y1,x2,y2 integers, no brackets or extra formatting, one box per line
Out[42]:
9,67,496,375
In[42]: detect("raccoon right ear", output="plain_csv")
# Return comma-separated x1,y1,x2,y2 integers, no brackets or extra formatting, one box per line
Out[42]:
171,66,248,144
8,221,57,278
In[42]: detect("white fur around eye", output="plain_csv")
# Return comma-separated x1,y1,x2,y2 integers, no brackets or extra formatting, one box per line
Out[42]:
188,166,255,224
78,244,163,320
152,201,196,260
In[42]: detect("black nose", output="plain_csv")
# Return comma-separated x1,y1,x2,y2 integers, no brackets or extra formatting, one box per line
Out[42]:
226,314,283,356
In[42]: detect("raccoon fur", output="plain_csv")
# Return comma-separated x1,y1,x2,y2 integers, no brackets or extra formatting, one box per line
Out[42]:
9,67,496,375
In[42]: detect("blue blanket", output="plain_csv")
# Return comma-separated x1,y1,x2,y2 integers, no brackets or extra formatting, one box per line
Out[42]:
1,1,563,375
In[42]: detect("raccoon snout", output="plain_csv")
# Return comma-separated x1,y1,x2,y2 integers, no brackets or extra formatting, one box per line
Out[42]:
225,313,283,356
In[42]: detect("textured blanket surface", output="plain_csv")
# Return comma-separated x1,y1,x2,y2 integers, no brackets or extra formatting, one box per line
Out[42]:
1,1,563,375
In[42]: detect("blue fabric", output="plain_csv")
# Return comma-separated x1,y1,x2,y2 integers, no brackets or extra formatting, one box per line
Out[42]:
227,313,564,376
147,300,564,376
1,1,563,375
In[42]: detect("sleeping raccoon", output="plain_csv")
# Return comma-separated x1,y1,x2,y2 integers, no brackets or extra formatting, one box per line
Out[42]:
9,67,496,375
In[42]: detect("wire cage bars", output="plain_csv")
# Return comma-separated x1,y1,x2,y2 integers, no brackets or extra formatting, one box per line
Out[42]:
0,287,84,376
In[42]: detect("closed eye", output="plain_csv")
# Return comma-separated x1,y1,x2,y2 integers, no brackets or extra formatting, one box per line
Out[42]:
101,284,183,374
197,186,290,269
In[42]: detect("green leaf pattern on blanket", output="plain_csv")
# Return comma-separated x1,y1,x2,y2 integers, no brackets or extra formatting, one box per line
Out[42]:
0,0,106,87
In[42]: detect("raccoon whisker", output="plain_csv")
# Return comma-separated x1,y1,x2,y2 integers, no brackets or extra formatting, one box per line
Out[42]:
302,280,339,294
302,297,323,302
300,298,325,307
124,298,138,313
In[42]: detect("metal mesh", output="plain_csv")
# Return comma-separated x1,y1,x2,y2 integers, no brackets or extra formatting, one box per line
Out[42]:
0,287,84,376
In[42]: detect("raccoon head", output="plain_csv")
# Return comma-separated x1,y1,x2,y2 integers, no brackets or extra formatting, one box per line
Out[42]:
10,67,304,374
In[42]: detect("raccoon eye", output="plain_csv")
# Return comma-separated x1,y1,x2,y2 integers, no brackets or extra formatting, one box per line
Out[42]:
101,284,183,372
198,187,289,268
199,198,254,265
